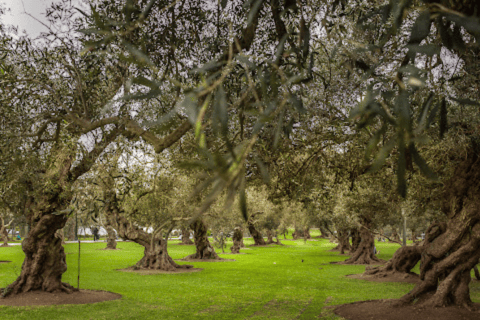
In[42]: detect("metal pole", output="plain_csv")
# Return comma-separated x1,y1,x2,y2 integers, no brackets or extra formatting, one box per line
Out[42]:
75,210,78,241
402,207,407,247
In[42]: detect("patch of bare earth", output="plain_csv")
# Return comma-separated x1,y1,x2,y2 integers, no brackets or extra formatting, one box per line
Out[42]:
330,260,386,266
117,267,203,274
346,272,420,284
334,299,480,320
0,289,121,306
176,258,235,262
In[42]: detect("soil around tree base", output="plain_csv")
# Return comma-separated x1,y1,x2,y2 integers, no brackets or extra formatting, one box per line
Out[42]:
330,260,386,265
117,267,203,275
345,272,420,284
176,258,236,262
0,289,121,306
334,299,480,320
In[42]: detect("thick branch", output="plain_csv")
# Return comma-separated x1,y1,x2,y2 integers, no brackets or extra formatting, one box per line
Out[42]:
124,119,192,153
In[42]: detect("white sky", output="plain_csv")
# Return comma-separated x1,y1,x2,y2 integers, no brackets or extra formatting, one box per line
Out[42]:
2,0,57,36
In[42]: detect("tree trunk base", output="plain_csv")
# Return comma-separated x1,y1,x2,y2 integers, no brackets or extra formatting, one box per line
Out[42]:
365,245,422,279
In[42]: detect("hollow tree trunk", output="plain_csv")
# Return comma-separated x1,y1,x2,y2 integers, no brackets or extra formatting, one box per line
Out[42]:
343,218,381,264
338,229,351,254
5,214,75,296
180,228,193,245
247,216,266,245
364,244,422,278
396,146,480,310
185,220,221,260
230,227,243,253
350,228,360,253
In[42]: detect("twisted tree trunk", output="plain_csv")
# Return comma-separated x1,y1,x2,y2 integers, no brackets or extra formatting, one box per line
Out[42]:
185,219,221,260
5,214,75,296
0,219,9,246
396,146,480,310
180,228,193,245
338,229,351,254
247,214,266,245
266,229,275,244
230,227,243,253
364,244,422,279
390,227,401,242
105,191,191,270
343,217,382,264
105,225,117,250
350,228,360,253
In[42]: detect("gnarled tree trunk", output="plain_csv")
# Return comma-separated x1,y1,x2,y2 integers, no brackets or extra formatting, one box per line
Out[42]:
105,225,117,250
364,244,422,279
0,219,9,247
343,217,381,264
350,228,360,253
106,191,191,270
247,214,266,245
180,228,193,245
230,227,243,253
338,229,351,254
303,227,311,239
5,214,74,296
266,229,274,244
390,227,401,242
396,146,480,310
185,219,221,260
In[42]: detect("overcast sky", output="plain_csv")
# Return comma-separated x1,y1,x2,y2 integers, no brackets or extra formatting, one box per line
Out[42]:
2,0,59,36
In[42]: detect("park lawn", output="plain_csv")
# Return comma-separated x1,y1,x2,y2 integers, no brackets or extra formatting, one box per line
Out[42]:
1,238,480,320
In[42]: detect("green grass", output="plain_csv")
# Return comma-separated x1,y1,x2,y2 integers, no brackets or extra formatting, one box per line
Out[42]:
1,237,480,319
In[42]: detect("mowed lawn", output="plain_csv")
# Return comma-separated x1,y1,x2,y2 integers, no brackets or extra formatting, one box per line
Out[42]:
2,233,480,320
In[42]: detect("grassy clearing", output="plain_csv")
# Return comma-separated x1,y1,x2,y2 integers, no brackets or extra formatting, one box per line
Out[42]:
1,233,480,319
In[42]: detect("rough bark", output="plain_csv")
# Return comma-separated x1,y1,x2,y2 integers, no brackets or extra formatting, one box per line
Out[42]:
247,214,266,245
343,218,382,264
230,227,243,253
66,220,75,241
105,191,190,270
4,214,75,296
266,229,275,244
105,225,117,250
319,227,329,238
350,228,360,253
304,227,311,239
396,146,480,310
185,220,222,260
338,229,351,254
390,227,401,242
180,228,193,245
0,221,9,246
364,245,422,278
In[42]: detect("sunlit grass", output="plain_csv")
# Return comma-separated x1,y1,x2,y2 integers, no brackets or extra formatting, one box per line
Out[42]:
1,233,480,319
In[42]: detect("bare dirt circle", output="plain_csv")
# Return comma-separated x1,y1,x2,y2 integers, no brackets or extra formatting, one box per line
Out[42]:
117,267,203,275
330,260,386,266
176,258,236,262
346,273,420,284
0,289,121,306
334,299,480,320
